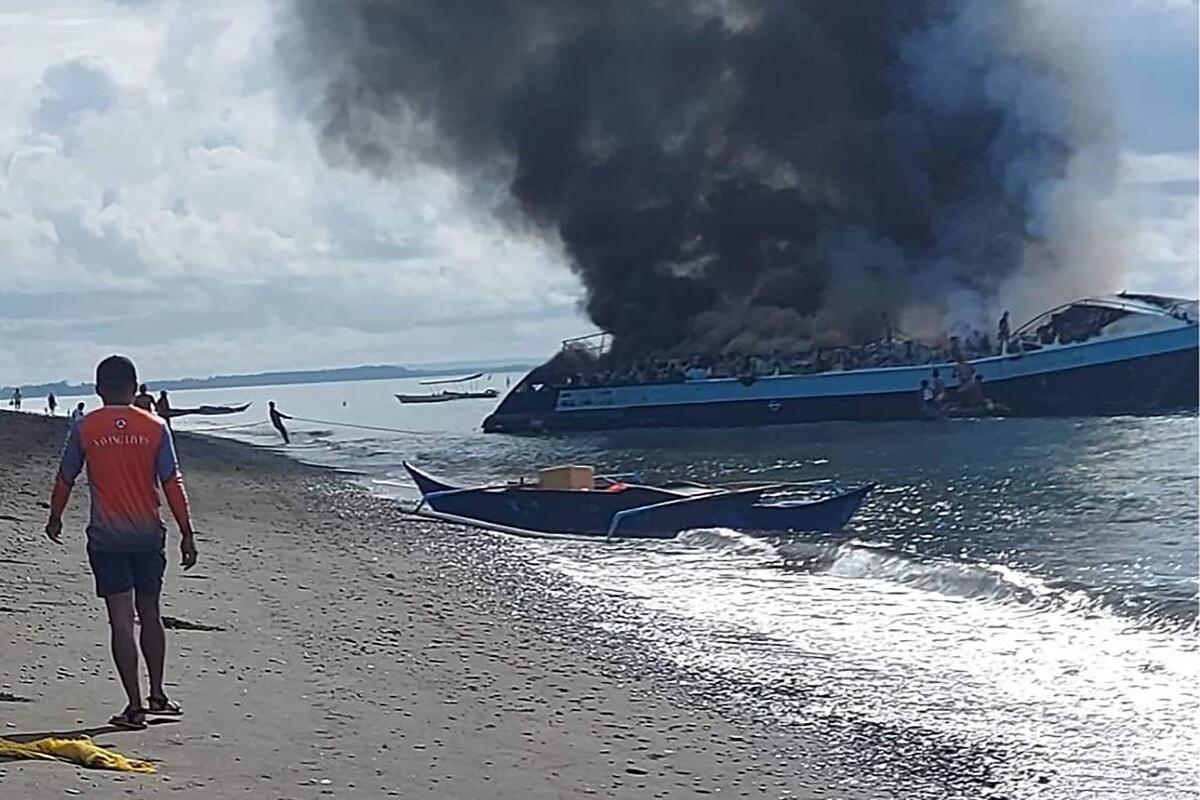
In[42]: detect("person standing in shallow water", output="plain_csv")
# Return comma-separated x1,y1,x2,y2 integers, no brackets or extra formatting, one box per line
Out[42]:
268,401,292,444
47,393,57,416
45,355,198,729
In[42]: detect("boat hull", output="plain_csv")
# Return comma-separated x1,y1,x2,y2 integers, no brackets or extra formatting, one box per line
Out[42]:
484,328,1198,433
405,464,871,538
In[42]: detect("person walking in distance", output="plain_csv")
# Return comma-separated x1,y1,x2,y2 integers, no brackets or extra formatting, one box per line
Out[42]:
70,402,86,425
47,392,58,416
45,355,197,729
156,390,172,429
268,401,292,444
133,384,155,413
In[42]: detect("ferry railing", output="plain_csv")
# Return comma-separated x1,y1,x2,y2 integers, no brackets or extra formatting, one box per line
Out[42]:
561,332,611,357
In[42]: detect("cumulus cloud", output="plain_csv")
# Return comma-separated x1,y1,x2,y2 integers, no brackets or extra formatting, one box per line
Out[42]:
0,0,1194,384
0,0,584,384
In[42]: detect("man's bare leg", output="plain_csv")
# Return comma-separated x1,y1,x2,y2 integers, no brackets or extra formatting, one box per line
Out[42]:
135,591,166,701
104,591,142,709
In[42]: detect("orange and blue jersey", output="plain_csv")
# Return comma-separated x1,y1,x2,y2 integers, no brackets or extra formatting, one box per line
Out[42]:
52,406,190,552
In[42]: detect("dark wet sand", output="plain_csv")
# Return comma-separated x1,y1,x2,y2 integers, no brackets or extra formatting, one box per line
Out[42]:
0,410,866,799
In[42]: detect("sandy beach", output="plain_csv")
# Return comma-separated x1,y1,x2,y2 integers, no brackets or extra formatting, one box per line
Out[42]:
0,410,868,799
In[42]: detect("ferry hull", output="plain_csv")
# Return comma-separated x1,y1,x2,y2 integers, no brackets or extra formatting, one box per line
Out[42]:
483,339,1198,433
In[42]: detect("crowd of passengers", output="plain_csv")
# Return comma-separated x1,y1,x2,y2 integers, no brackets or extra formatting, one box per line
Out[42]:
550,306,1116,390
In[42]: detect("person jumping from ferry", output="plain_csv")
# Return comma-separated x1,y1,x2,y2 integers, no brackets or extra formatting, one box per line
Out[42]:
268,401,292,444
931,368,946,404
918,379,940,420
953,350,976,399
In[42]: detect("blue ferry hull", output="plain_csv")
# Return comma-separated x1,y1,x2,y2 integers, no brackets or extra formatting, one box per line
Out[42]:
484,328,1198,433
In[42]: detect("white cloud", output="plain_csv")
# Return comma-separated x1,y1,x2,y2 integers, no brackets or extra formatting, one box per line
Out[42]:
0,0,585,384
0,0,1194,385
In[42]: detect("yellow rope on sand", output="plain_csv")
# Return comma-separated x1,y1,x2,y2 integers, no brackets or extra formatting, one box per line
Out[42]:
0,736,156,773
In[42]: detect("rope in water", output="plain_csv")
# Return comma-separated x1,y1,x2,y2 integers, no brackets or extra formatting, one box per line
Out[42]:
289,416,432,437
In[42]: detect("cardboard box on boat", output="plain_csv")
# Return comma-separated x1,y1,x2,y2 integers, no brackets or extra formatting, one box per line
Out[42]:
538,465,594,490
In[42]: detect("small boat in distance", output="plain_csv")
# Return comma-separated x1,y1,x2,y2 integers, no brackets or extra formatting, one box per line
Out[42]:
397,373,499,404
395,393,458,404
404,462,873,539
160,402,252,418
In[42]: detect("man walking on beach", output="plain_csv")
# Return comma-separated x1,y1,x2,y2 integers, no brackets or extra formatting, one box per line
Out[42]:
45,355,198,729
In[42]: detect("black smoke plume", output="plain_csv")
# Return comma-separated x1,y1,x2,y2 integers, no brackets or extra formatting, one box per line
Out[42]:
283,0,1112,356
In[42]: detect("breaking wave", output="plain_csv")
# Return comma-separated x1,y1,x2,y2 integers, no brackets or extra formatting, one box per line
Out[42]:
676,527,1196,632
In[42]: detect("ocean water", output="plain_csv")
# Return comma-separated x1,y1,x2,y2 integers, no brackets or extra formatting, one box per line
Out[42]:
46,376,1200,798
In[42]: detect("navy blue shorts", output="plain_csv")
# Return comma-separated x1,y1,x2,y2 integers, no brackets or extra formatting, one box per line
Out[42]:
87,549,166,598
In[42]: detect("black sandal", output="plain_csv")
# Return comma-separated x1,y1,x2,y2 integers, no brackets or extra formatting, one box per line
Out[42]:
147,695,183,716
109,705,147,730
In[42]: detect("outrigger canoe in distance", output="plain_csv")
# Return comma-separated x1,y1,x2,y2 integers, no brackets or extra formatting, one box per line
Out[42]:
395,393,458,404
160,402,251,418
398,371,500,403
403,462,873,540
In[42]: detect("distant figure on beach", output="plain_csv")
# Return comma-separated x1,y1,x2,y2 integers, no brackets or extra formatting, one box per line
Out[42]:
47,393,57,416
998,311,1011,354
44,355,197,730
133,384,155,413
70,402,85,424
11,388,21,409
157,390,172,428
268,401,292,444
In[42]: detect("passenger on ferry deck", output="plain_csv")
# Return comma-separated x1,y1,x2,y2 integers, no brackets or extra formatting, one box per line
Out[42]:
949,336,964,363
997,311,1011,353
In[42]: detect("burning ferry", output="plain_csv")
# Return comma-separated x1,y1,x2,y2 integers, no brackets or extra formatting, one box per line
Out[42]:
483,293,1198,433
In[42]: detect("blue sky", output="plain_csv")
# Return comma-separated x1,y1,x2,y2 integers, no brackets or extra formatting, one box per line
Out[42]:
0,0,1195,383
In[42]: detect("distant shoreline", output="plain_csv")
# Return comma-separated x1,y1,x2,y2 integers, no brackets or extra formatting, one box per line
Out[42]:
3,361,538,398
